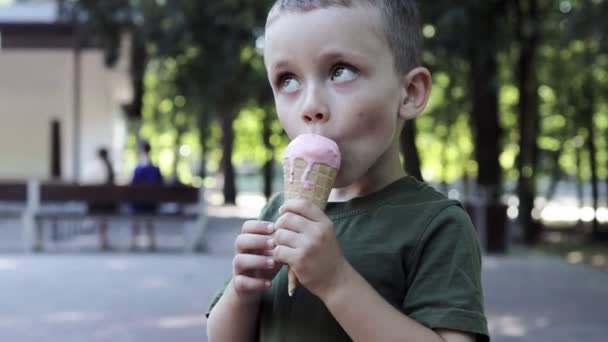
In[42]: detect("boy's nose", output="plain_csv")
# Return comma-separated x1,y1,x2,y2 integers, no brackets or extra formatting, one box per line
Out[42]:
302,111,328,124
301,86,330,124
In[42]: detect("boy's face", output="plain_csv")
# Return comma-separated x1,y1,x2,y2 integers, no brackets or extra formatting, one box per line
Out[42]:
264,5,409,187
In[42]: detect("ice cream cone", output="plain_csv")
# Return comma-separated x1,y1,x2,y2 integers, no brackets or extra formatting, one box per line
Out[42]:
282,134,341,297
283,158,337,210
283,158,337,296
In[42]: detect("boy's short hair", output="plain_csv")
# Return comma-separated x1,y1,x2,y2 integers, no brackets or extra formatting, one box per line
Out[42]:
270,0,422,73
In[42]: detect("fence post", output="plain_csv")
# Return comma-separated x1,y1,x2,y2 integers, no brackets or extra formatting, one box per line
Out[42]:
22,179,40,252
185,186,208,253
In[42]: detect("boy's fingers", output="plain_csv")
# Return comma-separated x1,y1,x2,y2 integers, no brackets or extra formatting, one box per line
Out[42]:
235,234,275,253
233,275,271,292
279,199,325,222
272,245,298,267
272,228,303,249
241,220,275,234
233,254,275,274
275,212,310,233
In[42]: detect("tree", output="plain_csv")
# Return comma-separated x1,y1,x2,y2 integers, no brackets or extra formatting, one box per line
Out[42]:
420,1,509,252
175,1,271,204
513,0,543,244
400,121,423,182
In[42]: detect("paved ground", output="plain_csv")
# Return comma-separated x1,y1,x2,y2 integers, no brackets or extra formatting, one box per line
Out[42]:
483,252,608,341
1,205,607,341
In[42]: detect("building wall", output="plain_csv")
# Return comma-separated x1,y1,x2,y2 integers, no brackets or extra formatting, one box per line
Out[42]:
0,47,131,182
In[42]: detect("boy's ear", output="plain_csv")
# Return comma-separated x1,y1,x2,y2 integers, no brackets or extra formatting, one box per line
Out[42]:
399,67,432,120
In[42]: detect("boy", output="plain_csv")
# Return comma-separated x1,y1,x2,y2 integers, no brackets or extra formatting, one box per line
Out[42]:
207,1,489,341
129,141,163,250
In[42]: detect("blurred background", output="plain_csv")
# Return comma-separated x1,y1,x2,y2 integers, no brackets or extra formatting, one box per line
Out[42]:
0,0,607,341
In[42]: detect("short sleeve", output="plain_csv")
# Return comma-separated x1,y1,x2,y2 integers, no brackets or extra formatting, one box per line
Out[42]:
402,205,489,342
205,193,284,318
258,192,284,222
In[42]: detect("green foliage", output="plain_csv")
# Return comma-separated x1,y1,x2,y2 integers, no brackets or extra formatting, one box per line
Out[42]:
76,0,608,193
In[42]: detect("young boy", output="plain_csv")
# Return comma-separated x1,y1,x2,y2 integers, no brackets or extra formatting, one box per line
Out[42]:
207,1,489,341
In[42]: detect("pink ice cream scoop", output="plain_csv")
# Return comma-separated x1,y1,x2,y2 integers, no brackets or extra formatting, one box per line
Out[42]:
282,133,341,296
284,134,341,189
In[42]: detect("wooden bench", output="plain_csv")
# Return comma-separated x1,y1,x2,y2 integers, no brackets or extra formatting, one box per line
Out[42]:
2,181,207,252
0,181,27,219
0,181,27,201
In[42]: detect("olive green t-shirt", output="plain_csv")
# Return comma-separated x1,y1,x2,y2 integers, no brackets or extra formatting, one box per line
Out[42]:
208,176,489,341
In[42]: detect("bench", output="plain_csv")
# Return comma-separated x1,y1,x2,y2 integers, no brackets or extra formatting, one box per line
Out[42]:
0,181,27,219
2,181,208,252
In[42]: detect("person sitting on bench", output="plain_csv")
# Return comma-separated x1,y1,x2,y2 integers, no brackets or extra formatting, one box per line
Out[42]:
86,147,117,250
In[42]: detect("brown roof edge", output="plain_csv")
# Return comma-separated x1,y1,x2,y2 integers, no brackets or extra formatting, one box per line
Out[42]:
0,22,100,49
0,22,73,31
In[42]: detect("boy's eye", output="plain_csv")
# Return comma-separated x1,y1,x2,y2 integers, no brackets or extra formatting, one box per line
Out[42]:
331,65,358,83
279,76,302,93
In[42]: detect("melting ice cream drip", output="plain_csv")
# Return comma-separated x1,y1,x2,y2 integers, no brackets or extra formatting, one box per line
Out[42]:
301,160,314,189
286,156,316,189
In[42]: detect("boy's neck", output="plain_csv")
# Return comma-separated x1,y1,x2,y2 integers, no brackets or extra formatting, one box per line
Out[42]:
329,142,405,203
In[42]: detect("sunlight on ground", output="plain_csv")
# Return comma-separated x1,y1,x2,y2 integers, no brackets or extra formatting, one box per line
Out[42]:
591,254,607,267
0,258,19,271
105,258,132,271
139,276,170,290
566,251,584,264
482,257,500,271
488,315,551,338
44,311,105,324
489,315,527,337
155,315,203,329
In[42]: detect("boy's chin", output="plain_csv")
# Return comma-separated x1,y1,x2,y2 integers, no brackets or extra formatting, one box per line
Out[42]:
332,179,349,189
332,171,358,189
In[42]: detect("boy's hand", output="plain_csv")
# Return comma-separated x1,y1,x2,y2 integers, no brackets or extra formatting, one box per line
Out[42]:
272,199,348,299
231,220,281,303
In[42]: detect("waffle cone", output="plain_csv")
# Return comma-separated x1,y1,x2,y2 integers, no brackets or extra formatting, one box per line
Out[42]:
283,158,337,208
282,157,337,296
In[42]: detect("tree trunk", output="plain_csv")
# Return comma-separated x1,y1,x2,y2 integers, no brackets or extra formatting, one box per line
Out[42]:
588,116,600,238
124,28,146,119
440,130,449,194
545,149,564,203
582,66,600,238
577,0,603,238
221,112,237,204
197,111,210,180
469,32,502,197
171,128,184,183
575,144,584,227
440,76,459,194
400,120,423,182
515,0,541,245
262,108,274,200
468,1,506,253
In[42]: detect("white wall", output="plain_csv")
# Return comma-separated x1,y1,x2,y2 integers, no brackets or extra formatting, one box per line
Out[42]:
0,47,131,182
0,50,72,179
